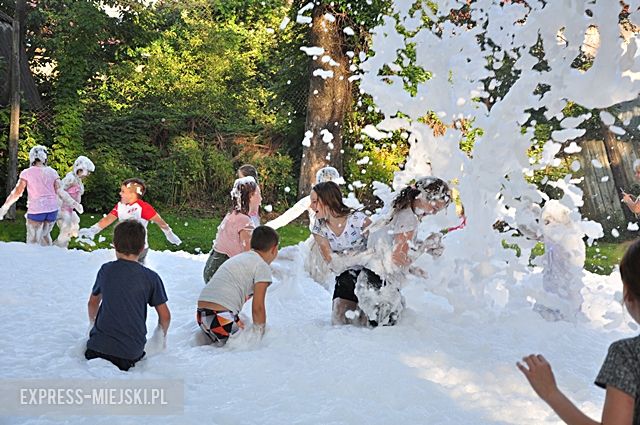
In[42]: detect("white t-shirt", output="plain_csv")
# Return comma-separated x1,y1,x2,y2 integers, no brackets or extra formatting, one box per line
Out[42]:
389,208,420,235
367,208,419,251
198,250,272,314
312,211,368,253
110,199,157,248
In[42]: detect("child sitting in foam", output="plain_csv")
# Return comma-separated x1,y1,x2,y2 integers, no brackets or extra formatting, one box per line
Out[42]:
54,155,94,248
0,145,82,245
86,220,171,371
78,177,181,263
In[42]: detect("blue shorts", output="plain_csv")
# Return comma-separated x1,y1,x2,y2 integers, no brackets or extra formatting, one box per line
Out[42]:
27,211,58,222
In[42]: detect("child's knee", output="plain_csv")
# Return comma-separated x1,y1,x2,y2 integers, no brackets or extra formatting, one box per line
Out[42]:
332,298,362,325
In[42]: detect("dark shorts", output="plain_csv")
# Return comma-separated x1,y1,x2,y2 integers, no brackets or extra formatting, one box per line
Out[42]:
85,348,145,372
196,308,240,346
27,210,58,222
333,268,383,303
203,250,230,284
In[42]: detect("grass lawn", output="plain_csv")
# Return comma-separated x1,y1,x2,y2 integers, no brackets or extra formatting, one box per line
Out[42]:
0,210,310,254
523,240,628,275
0,210,633,275
585,240,629,275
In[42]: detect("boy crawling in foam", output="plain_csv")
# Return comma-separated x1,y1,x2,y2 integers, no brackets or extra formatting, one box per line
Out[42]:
197,226,279,346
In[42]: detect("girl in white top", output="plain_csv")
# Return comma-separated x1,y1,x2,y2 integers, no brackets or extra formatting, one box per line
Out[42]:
310,181,373,325
266,167,361,285
266,167,346,231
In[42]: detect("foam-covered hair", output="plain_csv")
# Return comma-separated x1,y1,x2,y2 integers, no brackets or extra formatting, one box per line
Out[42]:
230,176,258,214
634,158,640,172
391,176,451,213
73,156,95,176
414,176,452,204
29,145,48,165
315,166,344,185
231,176,257,198
541,199,571,226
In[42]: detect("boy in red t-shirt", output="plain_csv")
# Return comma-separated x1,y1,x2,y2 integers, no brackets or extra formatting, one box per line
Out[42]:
78,178,181,262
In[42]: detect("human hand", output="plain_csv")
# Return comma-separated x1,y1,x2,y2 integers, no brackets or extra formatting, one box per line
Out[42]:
423,233,444,257
145,325,167,353
330,252,368,273
73,202,84,214
155,325,167,350
329,256,348,274
622,193,633,204
78,224,100,240
252,323,266,337
236,318,246,330
162,228,182,246
0,205,8,220
408,266,428,279
516,354,559,402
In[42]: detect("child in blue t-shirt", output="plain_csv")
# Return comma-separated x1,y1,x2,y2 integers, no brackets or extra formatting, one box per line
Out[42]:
85,219,171,371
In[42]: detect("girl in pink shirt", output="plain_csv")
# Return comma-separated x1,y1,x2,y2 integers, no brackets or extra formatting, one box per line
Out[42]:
0,145,82,245
203,176,262,284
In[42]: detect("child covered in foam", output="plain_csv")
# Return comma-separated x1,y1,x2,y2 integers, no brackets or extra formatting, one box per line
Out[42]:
237,164,262,227
352,177,452,326
522,200,586,322
54,155,94,248
0,145,82,245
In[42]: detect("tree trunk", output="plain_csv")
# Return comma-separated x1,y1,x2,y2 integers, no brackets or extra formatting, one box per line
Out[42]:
298,4,352,197
5,0,25,220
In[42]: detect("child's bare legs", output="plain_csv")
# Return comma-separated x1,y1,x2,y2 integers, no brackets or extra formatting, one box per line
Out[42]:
332,298,366,325
40,221,56,246
332,269,369,326
54,211,80,248
25,220,44,245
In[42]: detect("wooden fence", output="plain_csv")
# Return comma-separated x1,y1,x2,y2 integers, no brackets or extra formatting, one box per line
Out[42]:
578,98,640,239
